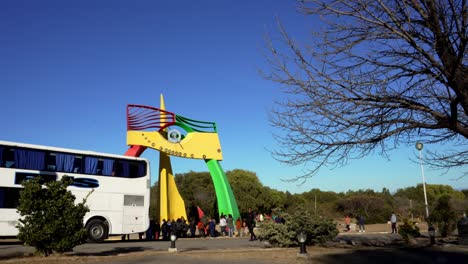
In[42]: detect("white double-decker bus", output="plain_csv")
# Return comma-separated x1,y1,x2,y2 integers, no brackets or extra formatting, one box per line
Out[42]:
0,140,151,242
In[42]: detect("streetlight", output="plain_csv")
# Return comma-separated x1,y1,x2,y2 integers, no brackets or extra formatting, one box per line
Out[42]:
297,230,308,257
415,142,430,219
168,234,177,253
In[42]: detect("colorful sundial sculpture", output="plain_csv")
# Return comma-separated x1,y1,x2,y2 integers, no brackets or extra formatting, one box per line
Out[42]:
124,95,240,222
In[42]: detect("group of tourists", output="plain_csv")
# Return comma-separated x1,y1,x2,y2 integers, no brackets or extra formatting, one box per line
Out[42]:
343,212,399,234
344,215,366,232
132,207,271,241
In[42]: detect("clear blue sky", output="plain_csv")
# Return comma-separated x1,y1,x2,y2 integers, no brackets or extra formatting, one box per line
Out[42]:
1,0,467,194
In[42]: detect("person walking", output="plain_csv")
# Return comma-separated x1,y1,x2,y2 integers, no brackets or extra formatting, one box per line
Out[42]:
246,208,257,241
390,212,398,234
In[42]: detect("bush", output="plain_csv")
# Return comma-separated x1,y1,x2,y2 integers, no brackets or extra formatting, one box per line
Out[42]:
16,177,90,256
429,195,457,237
257,220,296,247
398,218,420,242
258,208,338,247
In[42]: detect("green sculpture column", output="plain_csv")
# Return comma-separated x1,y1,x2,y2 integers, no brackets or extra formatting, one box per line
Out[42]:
206,159,240,222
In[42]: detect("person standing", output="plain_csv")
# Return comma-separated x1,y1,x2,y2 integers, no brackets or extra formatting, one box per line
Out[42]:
358,216,365,233
189,217,197,238
235,217,242,237
390,212,398,234
197,221,205,237
246,207,257,241
227,214,234,237
209,217,216,238
219,214,227,236
161,219,168,240
154,219,160,240
344,215,351,232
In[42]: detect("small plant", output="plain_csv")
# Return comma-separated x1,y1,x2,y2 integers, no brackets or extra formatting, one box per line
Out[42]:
16,177,90,256
398,218,420,242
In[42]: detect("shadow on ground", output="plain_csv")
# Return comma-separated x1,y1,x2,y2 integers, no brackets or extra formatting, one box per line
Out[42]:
312,247,468,264
71,246,152,257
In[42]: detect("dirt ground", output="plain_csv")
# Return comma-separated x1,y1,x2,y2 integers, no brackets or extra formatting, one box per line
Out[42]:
336,222,429,234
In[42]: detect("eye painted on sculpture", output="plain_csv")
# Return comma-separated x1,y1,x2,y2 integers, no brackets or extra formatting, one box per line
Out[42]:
168,129,181,143
166,125,188,143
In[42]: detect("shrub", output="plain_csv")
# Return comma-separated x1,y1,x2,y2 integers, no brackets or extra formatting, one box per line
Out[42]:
257,220,296,247
429,195,457,237
16,177,90,256
398,218,420,242
258,207,338,247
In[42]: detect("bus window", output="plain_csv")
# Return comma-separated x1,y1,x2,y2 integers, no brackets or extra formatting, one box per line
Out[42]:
46,152,56,171
129,161,146,178
0,187,21,208
102,158,114,176
84,157,98,174
14,172,57,185
14,149,46,170
0,146,3,167
73,156,83,173
3,148,15,168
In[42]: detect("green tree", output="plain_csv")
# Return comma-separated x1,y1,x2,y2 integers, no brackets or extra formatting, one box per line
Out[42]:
300,189,342,218
149,182,159,221
175,171,216,217
16,177,89,256
265,0,468,182
395,184,466,219
336,194,392,224
257,186,286,213
429,195,457,237
227,169,265,213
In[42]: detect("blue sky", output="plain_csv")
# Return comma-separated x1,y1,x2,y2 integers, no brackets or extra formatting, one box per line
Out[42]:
1,0,467,194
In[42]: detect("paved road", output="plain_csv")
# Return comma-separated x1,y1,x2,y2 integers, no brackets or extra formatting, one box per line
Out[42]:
2,234,468,264
0,236,264,260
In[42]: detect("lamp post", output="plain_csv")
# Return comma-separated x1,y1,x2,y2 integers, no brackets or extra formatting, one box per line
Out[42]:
297,230,308,257
168,234,177,252
415,142,429,219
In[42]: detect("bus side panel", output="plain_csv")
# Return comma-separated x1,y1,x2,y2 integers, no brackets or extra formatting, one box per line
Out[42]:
0,209,19,236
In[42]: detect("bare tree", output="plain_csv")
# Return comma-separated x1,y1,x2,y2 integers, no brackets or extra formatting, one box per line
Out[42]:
265,0,468,181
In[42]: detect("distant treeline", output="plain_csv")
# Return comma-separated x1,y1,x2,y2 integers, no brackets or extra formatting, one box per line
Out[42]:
149,169,468,224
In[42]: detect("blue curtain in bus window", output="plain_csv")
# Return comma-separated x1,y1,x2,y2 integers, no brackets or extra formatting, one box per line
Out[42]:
55,153,75,172
84,157,98,174
121,161,130,177
0,146,3,166
14,149,45,170
102,159,114,176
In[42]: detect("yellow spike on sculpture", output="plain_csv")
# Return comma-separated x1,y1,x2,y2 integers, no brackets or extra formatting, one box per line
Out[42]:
159,94,187,221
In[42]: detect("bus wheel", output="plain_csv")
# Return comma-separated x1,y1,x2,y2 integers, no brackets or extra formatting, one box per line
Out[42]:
86,219,108,243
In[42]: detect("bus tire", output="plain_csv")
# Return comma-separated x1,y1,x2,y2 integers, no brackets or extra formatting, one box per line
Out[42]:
86,219,108,243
